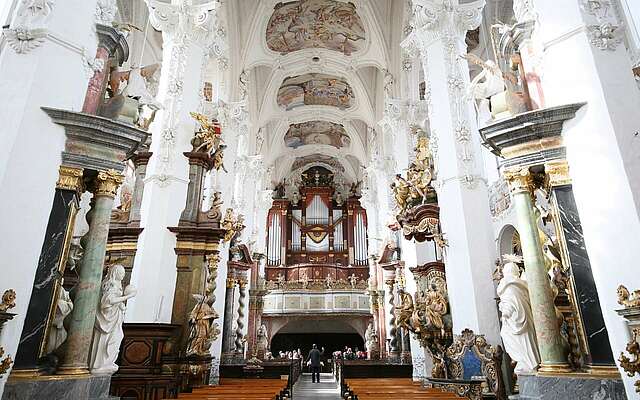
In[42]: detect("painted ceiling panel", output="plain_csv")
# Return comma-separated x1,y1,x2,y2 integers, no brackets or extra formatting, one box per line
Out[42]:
265,0,366,55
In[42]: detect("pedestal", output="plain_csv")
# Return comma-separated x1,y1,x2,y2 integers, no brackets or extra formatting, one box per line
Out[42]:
3,375,118,400
515,374,626,400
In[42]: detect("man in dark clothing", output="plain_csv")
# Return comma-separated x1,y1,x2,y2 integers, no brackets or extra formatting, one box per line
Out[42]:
307,344,324,383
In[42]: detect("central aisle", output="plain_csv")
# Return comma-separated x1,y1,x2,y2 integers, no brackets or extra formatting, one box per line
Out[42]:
293,373,341,400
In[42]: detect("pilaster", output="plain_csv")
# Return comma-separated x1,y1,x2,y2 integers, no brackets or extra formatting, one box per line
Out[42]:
128,0,225,323
406,0,499,343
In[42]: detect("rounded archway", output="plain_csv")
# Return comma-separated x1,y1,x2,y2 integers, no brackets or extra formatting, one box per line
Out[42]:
268,317,366,359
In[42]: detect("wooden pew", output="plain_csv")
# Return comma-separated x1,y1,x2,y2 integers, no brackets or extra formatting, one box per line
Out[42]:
343,377,462,400
168,378,290,400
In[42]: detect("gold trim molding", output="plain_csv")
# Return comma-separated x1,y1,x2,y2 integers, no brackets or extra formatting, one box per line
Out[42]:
501,137,563,159
94,170,124,198
503,167,535,195
56,166,84,194
174,241,220,252
545,160,571,187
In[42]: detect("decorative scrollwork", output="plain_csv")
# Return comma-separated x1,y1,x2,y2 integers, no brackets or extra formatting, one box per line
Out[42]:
619,328,640,394
0,347,12,377
222,209,245,243
0,290,17,313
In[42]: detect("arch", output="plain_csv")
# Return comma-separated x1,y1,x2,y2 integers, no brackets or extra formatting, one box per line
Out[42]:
497,224,522,260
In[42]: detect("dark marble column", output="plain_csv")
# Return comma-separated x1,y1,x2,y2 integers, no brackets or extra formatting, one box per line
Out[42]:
546,162,615,367
12,167,83,375
220,276,237,364
59,170,124,375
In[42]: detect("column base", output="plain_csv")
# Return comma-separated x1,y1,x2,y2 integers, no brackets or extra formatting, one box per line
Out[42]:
2,374,117,400
537,362,573,374
514,373,627,400
55,366,91,376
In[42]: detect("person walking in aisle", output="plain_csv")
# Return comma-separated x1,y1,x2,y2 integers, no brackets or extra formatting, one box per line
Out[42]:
307,344,324,383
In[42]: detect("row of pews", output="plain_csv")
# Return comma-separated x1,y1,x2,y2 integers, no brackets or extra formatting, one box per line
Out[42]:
168,378,290,400
343,378,462,400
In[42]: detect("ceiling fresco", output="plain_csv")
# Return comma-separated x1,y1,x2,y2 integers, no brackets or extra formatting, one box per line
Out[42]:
291,154,346,172
265,0,366,56
277,73,355,110
284,121,351,149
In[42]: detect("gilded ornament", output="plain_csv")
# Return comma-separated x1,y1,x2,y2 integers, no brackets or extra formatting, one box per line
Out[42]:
392,134,436,216
185,293,220,357
619,328,640,394
0,347,12,377
0,289,17,313
56,166,84,193
94,170,124,197
222,209,245,243
617,285,640,309
503,167,535,195
226,278,237,289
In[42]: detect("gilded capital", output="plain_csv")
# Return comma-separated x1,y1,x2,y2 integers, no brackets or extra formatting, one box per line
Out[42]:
545,160,571,188
238,279,248,289
503,167,534,195
56,166,84,194
226,277,237,288
94,170,124,197
206,253,220,269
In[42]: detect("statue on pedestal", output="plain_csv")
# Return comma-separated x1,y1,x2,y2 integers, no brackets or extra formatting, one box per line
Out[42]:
186,294,219,357
496,255,540,374
90,264,137,375
45,283,73,355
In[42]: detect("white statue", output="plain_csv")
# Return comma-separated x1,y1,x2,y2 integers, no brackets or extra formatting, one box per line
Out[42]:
467,56,506,126
497,255,540,374
90,264,137,375
46,283,73,354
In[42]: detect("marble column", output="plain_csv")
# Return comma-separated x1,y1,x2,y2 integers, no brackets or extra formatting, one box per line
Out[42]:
12,167,83,375
128,152,152,224
406,0,499,342
504,168,570,373
59,170,124,375
383,268,399,361
545,161,615,369
127,0,224,323
234,278,248,359
220,276,237,363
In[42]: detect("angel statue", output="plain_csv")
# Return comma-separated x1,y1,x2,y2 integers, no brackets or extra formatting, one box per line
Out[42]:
186,294,219,357
391,174,411,212
465,54,506,127
190,112,224,157
103,64,162,129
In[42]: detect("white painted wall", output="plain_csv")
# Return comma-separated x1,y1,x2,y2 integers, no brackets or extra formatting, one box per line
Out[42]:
0,0,98,395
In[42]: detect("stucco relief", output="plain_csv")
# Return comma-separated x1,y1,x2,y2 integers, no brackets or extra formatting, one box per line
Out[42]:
266,0,366,55
284,121,351,149
278,73,354,110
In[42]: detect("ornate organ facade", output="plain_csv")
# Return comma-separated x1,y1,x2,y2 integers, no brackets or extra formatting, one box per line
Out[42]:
265,167,369,286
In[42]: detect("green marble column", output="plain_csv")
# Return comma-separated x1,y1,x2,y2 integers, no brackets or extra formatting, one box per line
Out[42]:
59,170,124,375
505,168,571,373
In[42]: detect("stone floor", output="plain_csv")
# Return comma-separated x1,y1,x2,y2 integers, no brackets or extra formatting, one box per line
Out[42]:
293,373,341,400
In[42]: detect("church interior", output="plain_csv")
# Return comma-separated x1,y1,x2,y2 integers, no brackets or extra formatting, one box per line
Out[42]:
1,0,640,399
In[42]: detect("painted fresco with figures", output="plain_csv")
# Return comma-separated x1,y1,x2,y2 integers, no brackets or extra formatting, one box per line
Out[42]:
277,73,354,110
265,0,366,55
0,0,639,399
